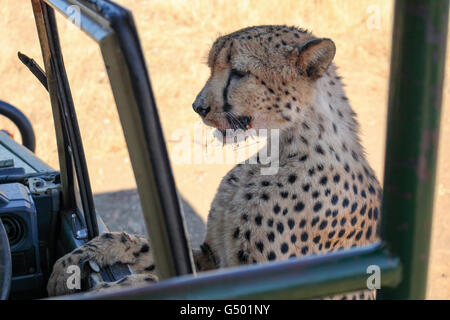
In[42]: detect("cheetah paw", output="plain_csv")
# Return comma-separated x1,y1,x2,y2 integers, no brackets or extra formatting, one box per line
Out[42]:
47,232,152,297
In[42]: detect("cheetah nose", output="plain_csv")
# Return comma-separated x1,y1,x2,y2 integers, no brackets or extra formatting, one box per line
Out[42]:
193,103,211,117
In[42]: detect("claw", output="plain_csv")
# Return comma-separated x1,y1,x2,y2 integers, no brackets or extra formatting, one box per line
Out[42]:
89,273,102,288
89,260,100,273
121,232,132,242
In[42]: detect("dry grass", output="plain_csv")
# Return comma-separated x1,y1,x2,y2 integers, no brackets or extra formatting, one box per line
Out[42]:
0,0,448,298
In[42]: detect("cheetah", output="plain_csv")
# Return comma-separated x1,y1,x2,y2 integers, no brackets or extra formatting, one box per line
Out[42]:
47,25,382,299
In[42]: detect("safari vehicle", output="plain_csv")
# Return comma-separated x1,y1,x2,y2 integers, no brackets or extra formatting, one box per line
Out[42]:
0,0,448,300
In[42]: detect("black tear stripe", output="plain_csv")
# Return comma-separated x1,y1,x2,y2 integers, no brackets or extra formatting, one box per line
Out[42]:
222,68,252,130
222,69,234,112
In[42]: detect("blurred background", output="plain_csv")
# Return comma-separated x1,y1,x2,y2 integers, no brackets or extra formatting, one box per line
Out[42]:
0,0,448,298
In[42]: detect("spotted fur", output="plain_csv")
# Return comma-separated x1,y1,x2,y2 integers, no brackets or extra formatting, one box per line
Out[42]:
47,26,381,299
47,232,157,297
192,25,381,299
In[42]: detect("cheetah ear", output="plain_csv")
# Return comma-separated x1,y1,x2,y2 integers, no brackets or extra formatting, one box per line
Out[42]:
291,38,336,80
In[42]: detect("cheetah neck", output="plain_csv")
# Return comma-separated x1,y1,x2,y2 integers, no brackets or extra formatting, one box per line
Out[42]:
274,66,366,169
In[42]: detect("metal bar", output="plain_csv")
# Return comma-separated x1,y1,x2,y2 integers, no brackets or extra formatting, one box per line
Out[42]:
58,243,401,300
44,2,100,239
43,0,112,43
379,0,449,300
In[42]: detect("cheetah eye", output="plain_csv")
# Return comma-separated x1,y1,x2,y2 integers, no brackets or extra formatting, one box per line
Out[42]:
231,69,249,78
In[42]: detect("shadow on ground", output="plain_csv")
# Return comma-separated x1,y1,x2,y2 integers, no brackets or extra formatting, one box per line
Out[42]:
94,189,206,248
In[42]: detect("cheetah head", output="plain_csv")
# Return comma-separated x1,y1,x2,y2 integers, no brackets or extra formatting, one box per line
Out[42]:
192,25,336,136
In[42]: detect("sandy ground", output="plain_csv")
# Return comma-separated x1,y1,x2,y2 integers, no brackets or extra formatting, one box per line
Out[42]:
0,0,449,298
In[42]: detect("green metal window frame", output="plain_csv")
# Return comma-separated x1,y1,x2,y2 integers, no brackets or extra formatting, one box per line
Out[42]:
36,0,448,300
379,0,449,299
